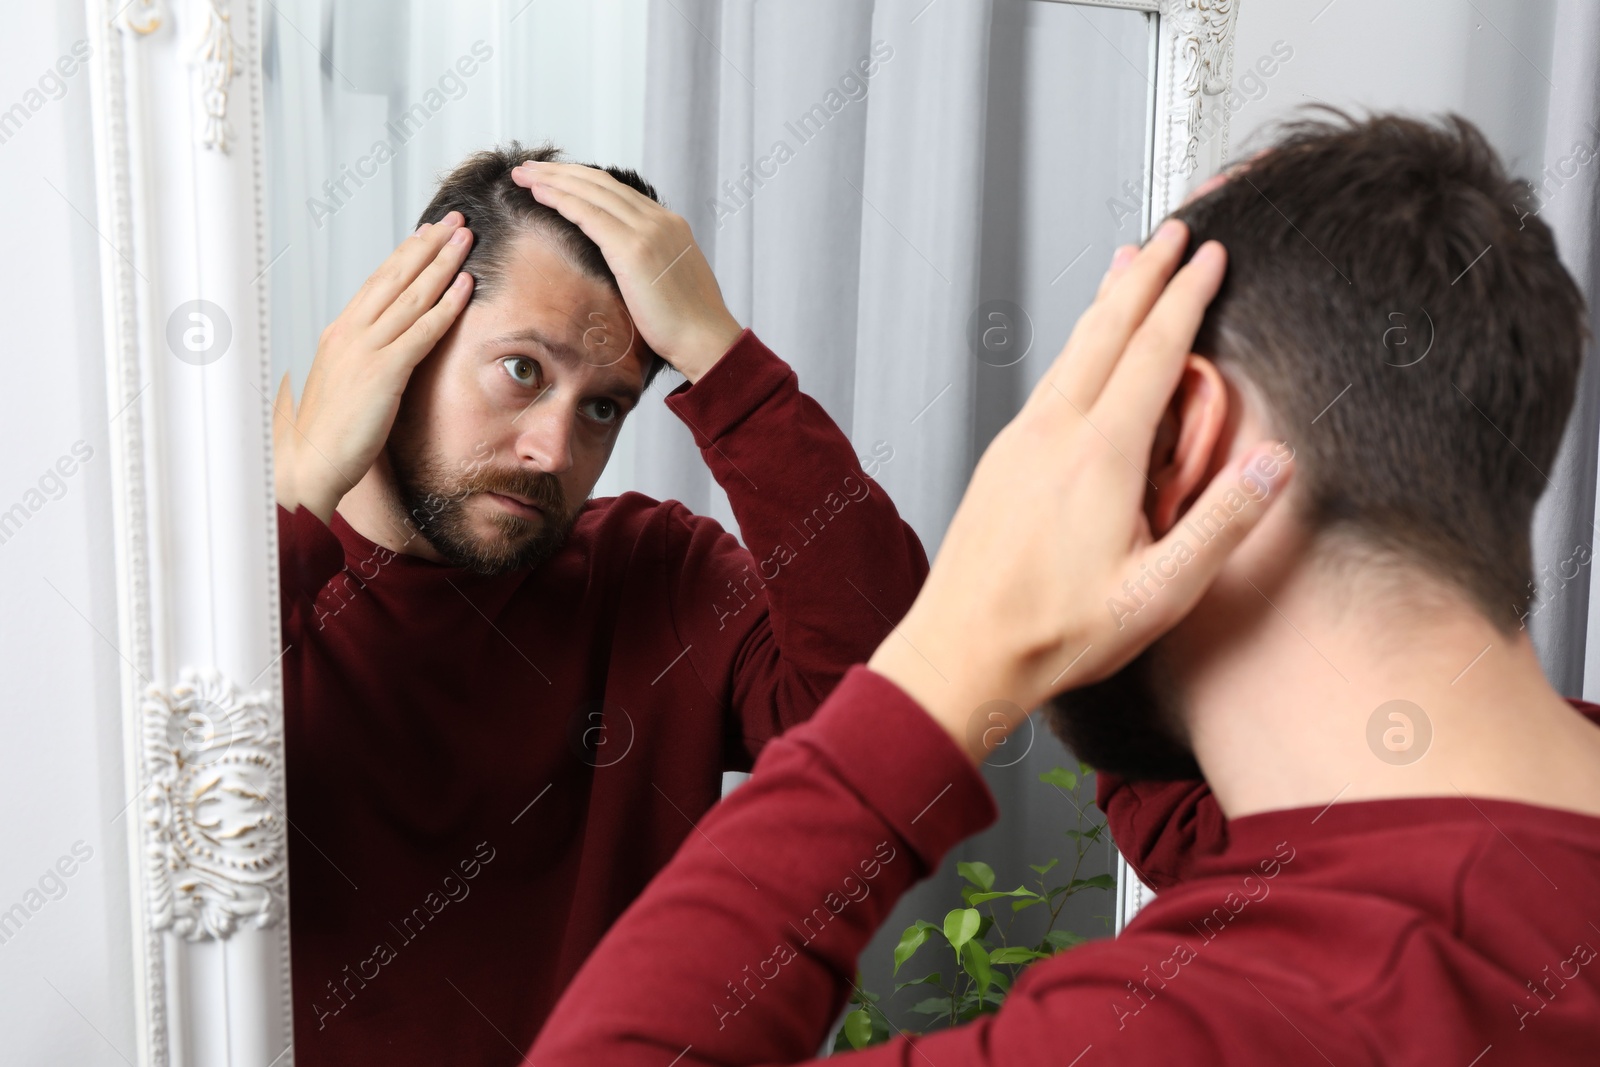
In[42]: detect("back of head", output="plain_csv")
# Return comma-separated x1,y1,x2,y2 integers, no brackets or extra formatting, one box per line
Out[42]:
414,140,670,392
1173,108,1589,631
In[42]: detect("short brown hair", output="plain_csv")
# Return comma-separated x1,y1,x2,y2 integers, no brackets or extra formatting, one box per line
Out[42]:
1173,109,1589,630
414,140,670,392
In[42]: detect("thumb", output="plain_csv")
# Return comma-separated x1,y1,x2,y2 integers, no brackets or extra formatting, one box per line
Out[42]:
272,371,295,449
1134,440,1294,630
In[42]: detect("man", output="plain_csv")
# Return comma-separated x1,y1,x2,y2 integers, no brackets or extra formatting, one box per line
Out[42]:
272,141,928,1064
527,112,1600,1064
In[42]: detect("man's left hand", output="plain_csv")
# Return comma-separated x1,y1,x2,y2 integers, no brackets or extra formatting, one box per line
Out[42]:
511,161,742,383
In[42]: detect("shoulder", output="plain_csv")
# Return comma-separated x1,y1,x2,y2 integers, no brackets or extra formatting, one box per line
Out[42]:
1006,925,1373,1061
1096,773,1226,890
576,491,738,549
577,491,701,534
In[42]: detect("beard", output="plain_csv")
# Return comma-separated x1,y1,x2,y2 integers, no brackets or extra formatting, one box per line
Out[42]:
385,424,579,577
1041,638,1203,780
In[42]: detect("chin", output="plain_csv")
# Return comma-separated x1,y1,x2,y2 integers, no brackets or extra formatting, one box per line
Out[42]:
1041,642,1204,781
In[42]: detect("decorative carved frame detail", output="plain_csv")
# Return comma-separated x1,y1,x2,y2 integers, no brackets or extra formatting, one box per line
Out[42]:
87,0,292,1061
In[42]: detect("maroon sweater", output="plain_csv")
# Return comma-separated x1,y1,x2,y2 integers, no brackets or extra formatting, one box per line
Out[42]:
276,330,928,1065
530,664,1600,1065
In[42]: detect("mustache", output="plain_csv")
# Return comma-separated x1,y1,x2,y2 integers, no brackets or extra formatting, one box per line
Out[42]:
461,464,566,512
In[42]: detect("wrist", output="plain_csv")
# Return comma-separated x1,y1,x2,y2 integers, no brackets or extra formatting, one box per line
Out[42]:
289,450,340,525
273,441,300,513
673,316,744,384
867,615,1026,766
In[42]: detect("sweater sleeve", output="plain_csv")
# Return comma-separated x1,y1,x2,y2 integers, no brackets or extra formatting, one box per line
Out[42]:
276,502,347,635
525,669,1343,1067
1095,772,1227,891
525,664,999,1065
661,329,930,769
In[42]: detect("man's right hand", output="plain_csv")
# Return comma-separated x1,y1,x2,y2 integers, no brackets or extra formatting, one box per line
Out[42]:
272,210,476,523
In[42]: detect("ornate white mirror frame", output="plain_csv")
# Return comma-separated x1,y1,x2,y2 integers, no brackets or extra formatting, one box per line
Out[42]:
84,0,1237,1061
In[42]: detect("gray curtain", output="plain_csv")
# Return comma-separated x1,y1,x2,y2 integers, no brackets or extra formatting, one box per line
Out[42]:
632,0,992,546
636,0,1162,1042
1532,0,1600,700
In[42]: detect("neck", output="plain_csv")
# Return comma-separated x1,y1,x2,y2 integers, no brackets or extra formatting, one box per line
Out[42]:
1180,557,1600,822
335,458,449,563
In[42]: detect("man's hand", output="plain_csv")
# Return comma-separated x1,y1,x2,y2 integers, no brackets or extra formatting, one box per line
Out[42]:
867,219,1294,763
273,211,476,523
510,161,742,383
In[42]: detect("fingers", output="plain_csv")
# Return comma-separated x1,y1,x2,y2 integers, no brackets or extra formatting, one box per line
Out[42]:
368,223,476,349
1126,440,1294,641
346,211,468,327
513,161,655,218
271,370,298,505
512,163,647,248
386,269,475,370
1095,244,1139,301
1091,240,1226,459
273,369,295,424
1027,218,1193,416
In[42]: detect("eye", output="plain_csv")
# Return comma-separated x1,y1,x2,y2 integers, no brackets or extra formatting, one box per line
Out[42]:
581,398,622,426
501,356,539,386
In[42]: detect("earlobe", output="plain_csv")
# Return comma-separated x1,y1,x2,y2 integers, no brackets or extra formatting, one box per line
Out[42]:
1147,355,1229,536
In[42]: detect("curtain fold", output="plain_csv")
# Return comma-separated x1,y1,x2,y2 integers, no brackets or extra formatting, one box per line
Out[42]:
1531,0,1600,700
632,0,1006,549
637,1,1169,1043
263,0,649,400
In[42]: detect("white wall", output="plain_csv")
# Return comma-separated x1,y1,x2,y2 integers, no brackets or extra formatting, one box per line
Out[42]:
1227,0,1556,177
0,2,137,1065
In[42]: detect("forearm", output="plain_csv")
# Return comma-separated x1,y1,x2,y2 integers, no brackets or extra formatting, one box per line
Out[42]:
667,331,930,715
527,664,997,1065
274,444,340,525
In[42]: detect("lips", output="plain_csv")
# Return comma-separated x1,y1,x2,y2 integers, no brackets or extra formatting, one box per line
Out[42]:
485,491,544,519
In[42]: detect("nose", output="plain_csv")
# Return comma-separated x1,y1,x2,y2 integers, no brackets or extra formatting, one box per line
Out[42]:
514,395,576,476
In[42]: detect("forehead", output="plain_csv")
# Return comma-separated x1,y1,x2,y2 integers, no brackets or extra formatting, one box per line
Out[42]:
451,229,645,389
475,229,630,340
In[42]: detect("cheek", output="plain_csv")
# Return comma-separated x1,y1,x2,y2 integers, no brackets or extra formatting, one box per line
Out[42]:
569,428,620,484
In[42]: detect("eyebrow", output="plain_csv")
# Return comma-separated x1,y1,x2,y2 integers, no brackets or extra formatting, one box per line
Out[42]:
485,326,644,406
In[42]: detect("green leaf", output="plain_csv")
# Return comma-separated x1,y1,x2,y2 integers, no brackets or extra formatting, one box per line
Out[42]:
843,1009,873,1050
1028,859,1060,876
893,920,940,974
961,940,993,997
910,997,955,1017
1069,874,1117,891
1043,929,1087,951
894,972,943,992
958,861,996,891
1039,767,1078,791
966,886,1034,905
1010,895,1047,913
988,946,1048,964
944,908,981,954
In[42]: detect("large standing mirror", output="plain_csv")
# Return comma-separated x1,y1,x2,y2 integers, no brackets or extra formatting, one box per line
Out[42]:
86,0,1239,1061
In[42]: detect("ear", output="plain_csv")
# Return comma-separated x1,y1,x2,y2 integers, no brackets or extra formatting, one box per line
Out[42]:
1146,355,1229,537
